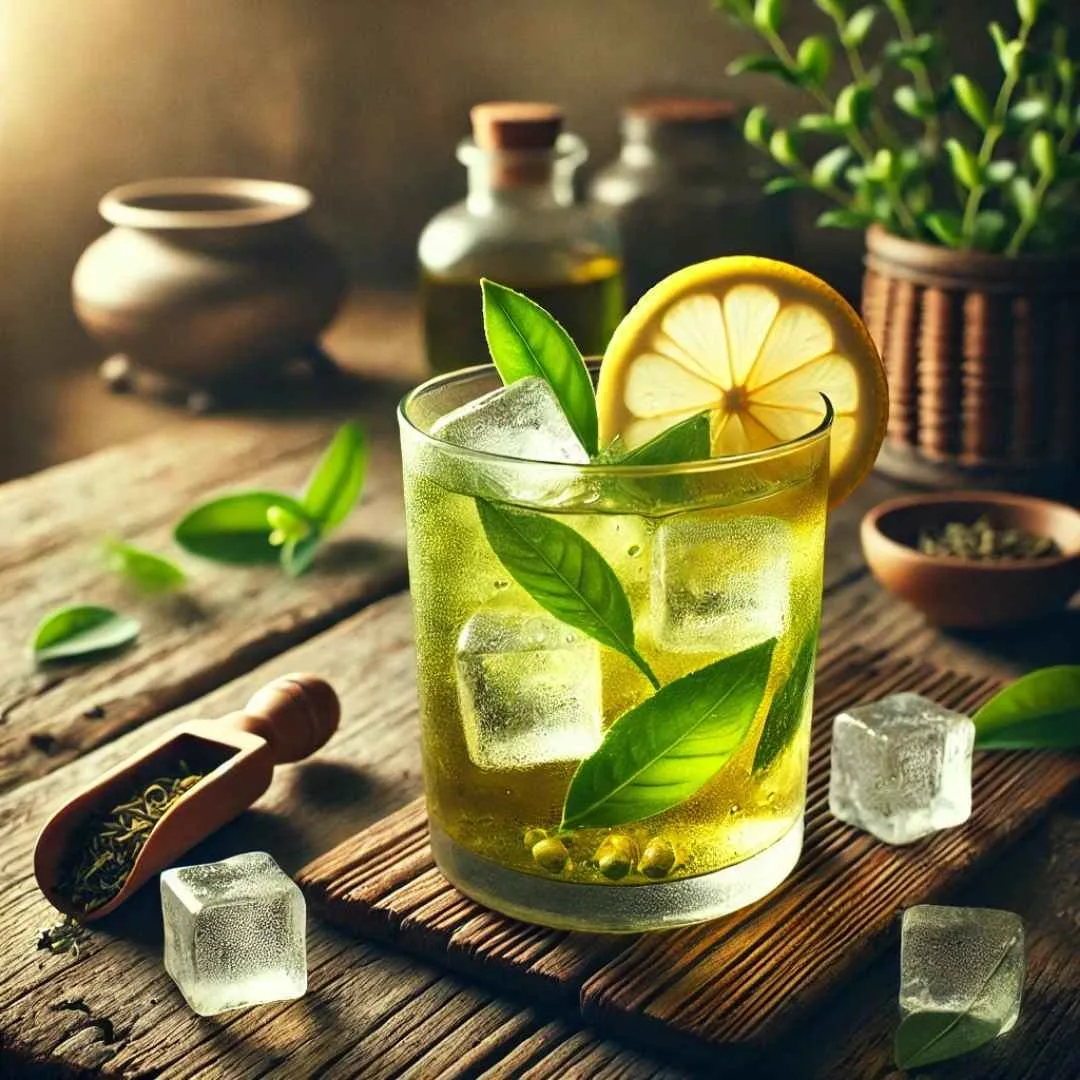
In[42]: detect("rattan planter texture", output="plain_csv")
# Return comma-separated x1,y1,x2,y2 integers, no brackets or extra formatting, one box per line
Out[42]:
862,224,1080,496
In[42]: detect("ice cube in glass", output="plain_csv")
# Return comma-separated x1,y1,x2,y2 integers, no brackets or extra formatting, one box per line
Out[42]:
651,514,792,655
431,376,588,464
161,852,306,1016
901,904,1024,1033
456,605,603,770
829,692,974,844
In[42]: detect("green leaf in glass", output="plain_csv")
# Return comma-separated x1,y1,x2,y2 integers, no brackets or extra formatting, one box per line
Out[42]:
32,605,141,663
753,630,817,773
175,492,312,564
480,279,598,456
301,420,368,531
561,639,777,829
475,499,658,688
103,540,186,593
973,665,1080,749
619,412,711,466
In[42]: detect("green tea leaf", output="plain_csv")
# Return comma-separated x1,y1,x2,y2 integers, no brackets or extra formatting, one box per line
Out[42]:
32,605,140,663
103,540,186,593
476,500,658,688
300,420,368,530
175,492,312,564
894,1011,1003,1070
973,665,1080,749
481,279,598,456
754,631,817,773
619,412,711,466
561,639,777,829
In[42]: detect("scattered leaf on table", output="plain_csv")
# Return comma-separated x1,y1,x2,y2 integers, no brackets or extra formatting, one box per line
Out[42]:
174,492,312,564
300,420,368,530
32,605,140,663
973,665,1080,749
103,540,186,592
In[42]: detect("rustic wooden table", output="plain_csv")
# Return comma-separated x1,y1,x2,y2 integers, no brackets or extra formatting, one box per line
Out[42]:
1,295,1077,1080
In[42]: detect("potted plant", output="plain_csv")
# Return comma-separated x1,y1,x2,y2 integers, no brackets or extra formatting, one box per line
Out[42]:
716,0,1079,494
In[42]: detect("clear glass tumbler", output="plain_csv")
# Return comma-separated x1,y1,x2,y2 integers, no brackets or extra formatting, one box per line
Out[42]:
399,366,832,932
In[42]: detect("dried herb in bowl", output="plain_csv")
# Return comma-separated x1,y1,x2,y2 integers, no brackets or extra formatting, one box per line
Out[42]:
917,516,1059,561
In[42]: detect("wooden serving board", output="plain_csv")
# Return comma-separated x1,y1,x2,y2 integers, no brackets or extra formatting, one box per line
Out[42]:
298,644,1080,1067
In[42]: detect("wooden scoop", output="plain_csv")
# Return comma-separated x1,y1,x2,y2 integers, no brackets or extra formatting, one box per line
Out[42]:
34,673,339,921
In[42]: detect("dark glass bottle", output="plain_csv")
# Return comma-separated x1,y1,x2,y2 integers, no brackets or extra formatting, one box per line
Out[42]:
589,97,793,303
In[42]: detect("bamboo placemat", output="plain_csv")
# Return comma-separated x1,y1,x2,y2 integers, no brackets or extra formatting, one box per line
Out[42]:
299,644,1080,1065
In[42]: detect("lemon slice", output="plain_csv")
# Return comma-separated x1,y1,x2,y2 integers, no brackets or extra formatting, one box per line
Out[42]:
597,257,888,506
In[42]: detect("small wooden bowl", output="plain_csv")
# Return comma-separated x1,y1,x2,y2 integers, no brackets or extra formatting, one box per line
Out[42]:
861,492,1080,628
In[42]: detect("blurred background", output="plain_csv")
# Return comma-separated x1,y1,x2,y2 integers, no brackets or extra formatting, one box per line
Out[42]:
0,0,1066,481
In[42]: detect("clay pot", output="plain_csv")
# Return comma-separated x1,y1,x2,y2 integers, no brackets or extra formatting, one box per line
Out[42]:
861,491,1080,628
73,177,346,388
862,225,1080,497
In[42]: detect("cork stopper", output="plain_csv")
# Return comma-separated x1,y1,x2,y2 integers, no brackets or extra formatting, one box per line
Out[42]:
470,102,564,152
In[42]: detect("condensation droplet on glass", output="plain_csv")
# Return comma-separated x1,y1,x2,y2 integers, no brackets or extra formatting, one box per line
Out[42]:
493,579,509,590
627,544,641,557
766,790,777,804
728,804,740,816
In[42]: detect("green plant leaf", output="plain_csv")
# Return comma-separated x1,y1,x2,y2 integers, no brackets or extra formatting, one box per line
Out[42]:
1010,176,1036,220
817,208,875,230
989,22,1011,72
764,176,805,194
894,85,927,119
481,279,598,456
1016,0,1040,25
561,639,776,829
884,33,940,65
619,412,711,466
769,129,800,167
475,500,658,688
842,6,878,49
300,420,368,531
952,75,993,129
753,631,816,773
945,138,982,189
1010,97,1049,124
894,1011,1003,1070
32,605,140,663
973,666,1080,749
797,34,832,84
985,159,1018,185
175,492,312,564
743,104,773,147
973,210,1008,252
280,530,323,578
923,210,965,246
753,0,783,34
727,54,801,85
794,113,846,135
1031,130,1058,180
103,540,186,593
812,0,844,20
812,145,854,189
835,83,872,129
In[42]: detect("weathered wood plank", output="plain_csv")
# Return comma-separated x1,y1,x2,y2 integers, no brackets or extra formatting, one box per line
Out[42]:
0,401,409,796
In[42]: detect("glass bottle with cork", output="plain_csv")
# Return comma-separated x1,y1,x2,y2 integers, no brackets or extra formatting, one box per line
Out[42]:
590,96,793,303
419,102,624,374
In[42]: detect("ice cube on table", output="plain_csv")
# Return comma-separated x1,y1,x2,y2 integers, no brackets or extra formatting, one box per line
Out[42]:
161,852,306,1016
651,514,792,655
456,605,603,770
901,905,1025,1034
431,377,588,464
829,692,974,845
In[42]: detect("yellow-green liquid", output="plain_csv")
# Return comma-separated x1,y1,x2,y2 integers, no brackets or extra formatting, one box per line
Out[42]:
421,256,625,374
403,463,827,892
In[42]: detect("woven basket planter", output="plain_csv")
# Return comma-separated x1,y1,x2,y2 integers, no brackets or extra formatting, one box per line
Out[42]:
862,225,1080,496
